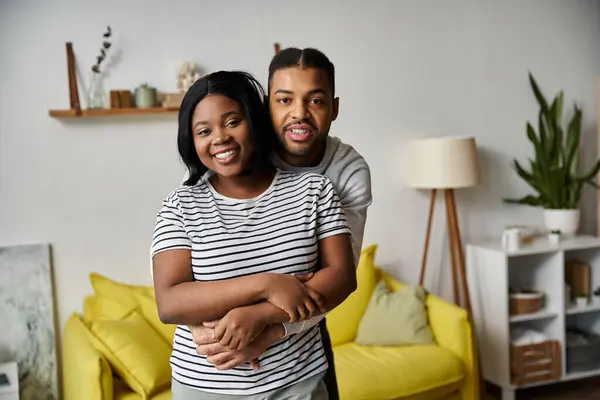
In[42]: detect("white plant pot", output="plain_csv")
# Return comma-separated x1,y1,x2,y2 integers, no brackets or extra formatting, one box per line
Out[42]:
593,296,600,306
543,209,580,236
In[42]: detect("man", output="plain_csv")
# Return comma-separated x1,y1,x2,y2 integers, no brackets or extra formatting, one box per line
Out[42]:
191,47,372,399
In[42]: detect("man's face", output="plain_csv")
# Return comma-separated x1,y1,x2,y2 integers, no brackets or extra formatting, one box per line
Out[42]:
268,67,338,162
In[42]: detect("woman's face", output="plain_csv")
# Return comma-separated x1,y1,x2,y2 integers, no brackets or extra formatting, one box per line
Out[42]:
191,94,254,177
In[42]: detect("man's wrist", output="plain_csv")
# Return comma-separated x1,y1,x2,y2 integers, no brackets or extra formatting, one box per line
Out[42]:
271,323,286,340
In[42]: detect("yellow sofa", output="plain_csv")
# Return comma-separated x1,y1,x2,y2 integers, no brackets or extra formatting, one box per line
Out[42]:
325,245,479,400
62,245,478,400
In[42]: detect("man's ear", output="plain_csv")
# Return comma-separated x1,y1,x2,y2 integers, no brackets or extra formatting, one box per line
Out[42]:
332,97,339,121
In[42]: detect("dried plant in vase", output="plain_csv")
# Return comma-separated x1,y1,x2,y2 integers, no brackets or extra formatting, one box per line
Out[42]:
88,25,113,109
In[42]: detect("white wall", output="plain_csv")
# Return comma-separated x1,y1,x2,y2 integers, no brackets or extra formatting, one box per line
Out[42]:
1,0,599,332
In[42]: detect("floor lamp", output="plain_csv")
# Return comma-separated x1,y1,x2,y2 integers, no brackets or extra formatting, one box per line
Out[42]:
406,137,480,313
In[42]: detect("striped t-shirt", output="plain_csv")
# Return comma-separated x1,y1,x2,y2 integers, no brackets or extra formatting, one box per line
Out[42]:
150,169,351,395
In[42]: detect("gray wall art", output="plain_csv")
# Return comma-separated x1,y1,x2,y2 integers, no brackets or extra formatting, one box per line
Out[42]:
0,243,58,400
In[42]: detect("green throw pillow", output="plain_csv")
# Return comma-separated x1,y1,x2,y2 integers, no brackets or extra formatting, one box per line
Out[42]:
355,280,435,346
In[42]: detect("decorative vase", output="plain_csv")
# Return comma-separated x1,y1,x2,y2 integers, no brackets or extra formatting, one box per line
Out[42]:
543,209,580,236
88,73,106,109
548,232,561,246
134,84,157,108
576,296,588,308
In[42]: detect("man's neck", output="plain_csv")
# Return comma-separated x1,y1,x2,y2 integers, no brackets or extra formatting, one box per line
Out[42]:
277,139,327,168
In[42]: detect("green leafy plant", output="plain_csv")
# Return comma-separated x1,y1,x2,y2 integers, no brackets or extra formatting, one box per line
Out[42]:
504,72,600,209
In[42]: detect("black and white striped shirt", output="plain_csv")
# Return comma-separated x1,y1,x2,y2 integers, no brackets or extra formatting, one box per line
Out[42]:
151,169,351,395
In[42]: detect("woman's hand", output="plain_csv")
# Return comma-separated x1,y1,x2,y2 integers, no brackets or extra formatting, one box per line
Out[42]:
263,273,326,322
214,306,269,350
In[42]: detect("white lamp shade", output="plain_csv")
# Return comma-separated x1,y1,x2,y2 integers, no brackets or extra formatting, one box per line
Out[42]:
406,136,480,189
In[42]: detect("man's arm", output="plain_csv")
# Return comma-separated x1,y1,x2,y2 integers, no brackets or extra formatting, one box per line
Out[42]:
339,166,372,267
282,164,372,335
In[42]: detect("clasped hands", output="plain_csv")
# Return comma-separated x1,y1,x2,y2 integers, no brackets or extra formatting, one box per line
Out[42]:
190,272,324,371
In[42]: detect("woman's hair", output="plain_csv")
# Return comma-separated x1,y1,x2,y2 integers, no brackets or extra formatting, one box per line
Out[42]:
177,70,274,185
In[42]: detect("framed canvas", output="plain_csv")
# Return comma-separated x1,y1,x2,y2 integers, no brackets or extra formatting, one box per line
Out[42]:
0,243,58,400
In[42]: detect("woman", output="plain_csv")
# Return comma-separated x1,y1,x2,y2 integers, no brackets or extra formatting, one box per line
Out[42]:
151,70,356,400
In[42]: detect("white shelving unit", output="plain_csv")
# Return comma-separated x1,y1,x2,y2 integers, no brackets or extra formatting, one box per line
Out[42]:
466,235,600,400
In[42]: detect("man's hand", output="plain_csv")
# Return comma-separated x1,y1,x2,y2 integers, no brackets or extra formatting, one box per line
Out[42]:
196,324,284,371
190,324,218,346
214,306,269,350
264,273,326,322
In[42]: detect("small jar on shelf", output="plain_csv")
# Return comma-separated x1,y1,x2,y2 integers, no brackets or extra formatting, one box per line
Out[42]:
593,287,600,306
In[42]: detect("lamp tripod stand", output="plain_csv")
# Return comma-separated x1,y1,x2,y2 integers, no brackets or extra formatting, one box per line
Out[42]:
418,188,472,313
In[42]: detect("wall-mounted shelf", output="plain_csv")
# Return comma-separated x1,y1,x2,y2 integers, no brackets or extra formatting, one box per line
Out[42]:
48,107,179,118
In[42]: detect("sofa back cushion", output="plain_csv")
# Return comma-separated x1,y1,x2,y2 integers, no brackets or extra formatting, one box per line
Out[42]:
62,313,113,400
326,244,379,346
89,273,176,344
86,310,172,398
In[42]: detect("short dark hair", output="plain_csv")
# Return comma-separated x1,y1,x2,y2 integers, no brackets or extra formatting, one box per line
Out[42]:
177,71,274,186
268,47,335,95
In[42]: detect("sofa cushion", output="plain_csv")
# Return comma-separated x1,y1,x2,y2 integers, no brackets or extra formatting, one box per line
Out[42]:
114,377,172,400
356,280,435,346
62,313,113,400
333,342,465,400
326,244,379,346
87,310,172,398
89,273,176,344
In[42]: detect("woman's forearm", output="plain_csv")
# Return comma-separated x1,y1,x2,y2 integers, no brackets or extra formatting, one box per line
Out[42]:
156,274,270,325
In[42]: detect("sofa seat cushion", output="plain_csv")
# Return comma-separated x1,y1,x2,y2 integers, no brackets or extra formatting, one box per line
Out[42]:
114,378,171,399
333,343,465,400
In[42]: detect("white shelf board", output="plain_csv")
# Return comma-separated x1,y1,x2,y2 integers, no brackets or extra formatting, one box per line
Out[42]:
566,302,600,315
510,309,558,323
469,235,600,257
508,367,600,389
562,367,600,382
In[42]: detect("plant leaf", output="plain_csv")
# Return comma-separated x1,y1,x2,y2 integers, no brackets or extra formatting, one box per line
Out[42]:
504,195,546,207
529,72,550,116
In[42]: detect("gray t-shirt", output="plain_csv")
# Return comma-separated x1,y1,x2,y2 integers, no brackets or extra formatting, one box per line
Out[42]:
272,136,372,266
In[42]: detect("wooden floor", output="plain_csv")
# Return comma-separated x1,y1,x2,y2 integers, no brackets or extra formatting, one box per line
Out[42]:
485,376,600,399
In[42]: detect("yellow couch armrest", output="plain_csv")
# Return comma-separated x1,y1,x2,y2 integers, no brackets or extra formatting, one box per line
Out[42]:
427,294,479,400
62,313,114,400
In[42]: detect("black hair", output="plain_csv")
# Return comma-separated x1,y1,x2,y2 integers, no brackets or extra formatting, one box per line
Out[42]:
177,70,274,186
268,47,335,96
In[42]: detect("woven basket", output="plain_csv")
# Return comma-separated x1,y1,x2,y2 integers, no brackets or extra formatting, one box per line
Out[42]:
510,291,544,315
511,340,562,386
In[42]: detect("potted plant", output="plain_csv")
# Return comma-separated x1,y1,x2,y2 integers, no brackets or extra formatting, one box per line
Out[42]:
504,73,600,236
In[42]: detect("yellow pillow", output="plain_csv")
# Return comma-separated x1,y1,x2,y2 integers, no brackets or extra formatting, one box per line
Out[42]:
62,313,113,400
89,273,176,344
326,244,379,346
90,272,153,298
83,295,139,323
86,310,172,398
355,280,435,346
